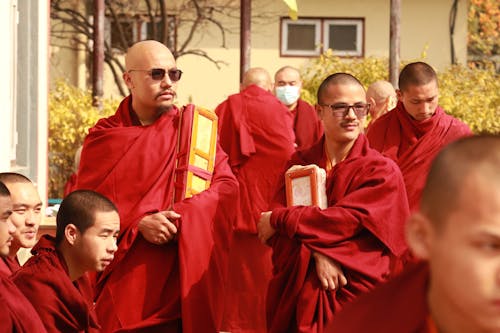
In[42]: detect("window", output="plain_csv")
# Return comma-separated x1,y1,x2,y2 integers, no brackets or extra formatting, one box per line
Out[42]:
281,17,364,57
105,15,177,50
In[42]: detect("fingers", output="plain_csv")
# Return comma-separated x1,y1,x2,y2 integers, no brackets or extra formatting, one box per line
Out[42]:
339,274,348,287
161,210,181,220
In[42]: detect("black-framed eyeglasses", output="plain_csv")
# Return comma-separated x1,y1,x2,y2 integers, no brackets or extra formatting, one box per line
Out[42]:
318,103,370,119
128,68,183,82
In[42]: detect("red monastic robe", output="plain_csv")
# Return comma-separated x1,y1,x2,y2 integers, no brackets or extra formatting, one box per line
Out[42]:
367,102,472,211
327,263,434,333
215,85,295,332
267,134,410,333
11,235,99,333
0,255,20,276
75,96,238,333
64,172,78,196
293,99,323,150
0,271,47,333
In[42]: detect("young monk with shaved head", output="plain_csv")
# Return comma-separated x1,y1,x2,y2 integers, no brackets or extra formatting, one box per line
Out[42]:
215,67,295,332
367,62,472,211
0,173,43,276
274,66,323,150
258,73,410,332
0,182,47,333
75,40,238,333
330,135,500,333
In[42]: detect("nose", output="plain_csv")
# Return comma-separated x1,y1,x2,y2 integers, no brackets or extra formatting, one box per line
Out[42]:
108,238,118,253
7,218,16,235
345,106,357,119
160,73,173,88
25,210,36,226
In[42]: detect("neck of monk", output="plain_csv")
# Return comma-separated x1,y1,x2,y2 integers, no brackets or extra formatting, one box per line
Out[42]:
59,244,85,282
324,138,354,167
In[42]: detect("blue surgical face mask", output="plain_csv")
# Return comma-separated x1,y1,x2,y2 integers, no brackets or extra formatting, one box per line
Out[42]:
275,85,300,106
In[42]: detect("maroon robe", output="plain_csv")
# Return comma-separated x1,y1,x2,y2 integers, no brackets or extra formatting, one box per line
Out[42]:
75,96,238,333
64,172,78,196
367,102,472,211
267,134,410,333
328,263,433,333
0,271,47,333
11,235,99,333
293,99,323,150
0,255,20,276
215,85,295,332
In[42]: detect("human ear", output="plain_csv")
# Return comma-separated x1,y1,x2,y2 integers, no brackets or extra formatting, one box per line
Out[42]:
406,212,433,260
64,224,79,246
396,89,403,102
123,72,134,89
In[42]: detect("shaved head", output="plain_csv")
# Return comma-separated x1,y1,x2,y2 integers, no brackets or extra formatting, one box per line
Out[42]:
398,62,438,91
274,66,300,81
0,173,32,185
242,67,272,91
317,73,364,104
420,135,500,226
125,40,174,71
366,80,396,103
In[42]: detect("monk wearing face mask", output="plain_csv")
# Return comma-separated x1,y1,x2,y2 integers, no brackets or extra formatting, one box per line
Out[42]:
275,66,324,150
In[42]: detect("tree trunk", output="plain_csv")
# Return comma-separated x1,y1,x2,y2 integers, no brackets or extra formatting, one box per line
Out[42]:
92,0,104,108
389,0,401,88
240,0,251,83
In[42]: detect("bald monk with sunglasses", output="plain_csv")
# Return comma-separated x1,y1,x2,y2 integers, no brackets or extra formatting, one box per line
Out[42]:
75,40,238,333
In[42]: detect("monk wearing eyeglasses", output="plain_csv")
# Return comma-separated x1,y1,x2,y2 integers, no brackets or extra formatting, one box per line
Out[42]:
367,62,472,211
75,40,238,333
258,73,410,333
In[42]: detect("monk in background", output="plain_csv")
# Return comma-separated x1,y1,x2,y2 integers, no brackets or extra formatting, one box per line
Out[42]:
367,62,472,211
216,67,295,333
0,173,43,276
12,190,120,333
329,135,500,333
76,40,238,333
0,181,47,333
275,66,323,150
258,73,410,333
365,80,397,130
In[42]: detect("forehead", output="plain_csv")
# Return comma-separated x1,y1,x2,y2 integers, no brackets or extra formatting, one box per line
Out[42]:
321,83,366,102
88,210,120,231
128,45,176,70
400,80,438,99
5,182,40,201
276,69,300,81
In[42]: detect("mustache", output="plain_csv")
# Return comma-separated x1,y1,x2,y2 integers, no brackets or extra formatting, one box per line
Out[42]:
156,90,176,99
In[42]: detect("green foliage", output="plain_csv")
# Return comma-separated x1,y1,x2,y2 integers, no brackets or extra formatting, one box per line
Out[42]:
300,50,389,104
49,81,118,198
439,64,500,134
300,53,499,135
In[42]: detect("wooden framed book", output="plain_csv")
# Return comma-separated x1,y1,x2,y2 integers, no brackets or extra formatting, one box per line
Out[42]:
285,164,327,209
173,104,218,202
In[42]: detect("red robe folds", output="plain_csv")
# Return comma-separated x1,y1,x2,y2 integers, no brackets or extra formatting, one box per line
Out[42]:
0,255,20,276
267,134,410,333
292,99,323,150
0,272,47,333
367,102,472,210
76,96,238,333
328,263,433,333
11,235,99,333
215,85,295,332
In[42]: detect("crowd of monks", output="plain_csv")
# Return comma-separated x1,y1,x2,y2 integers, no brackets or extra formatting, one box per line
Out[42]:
1,39,499,333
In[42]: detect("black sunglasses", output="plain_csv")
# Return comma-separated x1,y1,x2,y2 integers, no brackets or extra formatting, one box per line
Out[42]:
128,68,183,82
